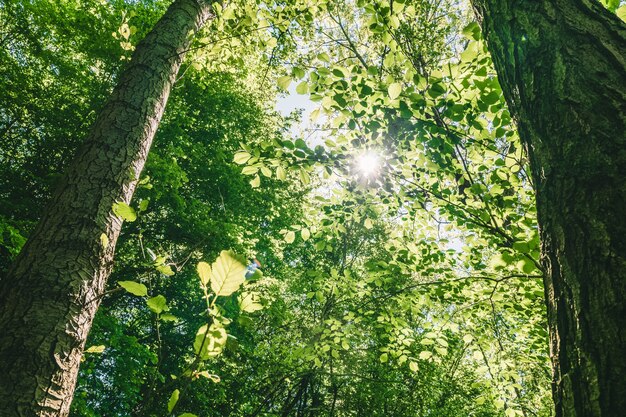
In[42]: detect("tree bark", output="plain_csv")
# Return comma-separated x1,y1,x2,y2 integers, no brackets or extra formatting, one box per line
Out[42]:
0,0,212,415
471,1,626,416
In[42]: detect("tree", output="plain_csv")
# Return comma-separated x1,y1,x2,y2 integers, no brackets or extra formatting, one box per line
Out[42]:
0,0,212,414
471,1,626,416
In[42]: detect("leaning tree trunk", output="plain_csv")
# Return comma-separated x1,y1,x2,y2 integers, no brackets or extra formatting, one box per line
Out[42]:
0,0,212,415
471,1,626,416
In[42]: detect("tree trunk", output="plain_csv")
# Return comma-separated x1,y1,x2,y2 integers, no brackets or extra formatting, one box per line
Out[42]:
0,0,212,415
471,1,626,416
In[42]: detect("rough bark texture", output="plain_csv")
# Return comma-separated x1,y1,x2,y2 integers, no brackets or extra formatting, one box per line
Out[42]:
0,0,212,415
471,1,626,416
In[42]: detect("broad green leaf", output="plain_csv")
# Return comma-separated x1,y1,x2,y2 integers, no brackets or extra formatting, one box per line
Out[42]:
160,313,178,322
300,169,310,185
409,361,418,372
210,250,246,296
112,202,136,222
118,281,147,297
295,81,308,94
85,345,105,354
179,414,198,417
156,264,174,276
317,52,330,62
197,261,211,287
239,292,263,313
379,353,388,363
168,389,180,413
194,323,227,359
284,231,296,244
250,175,261,188
301,228,310,241
147,295,168,314
364,218,373,229
277,75,292,90
233,151,251,164
388,83,402,100
276,166,286,180
241,166,258,175
222,6,236,20
419,351,432,360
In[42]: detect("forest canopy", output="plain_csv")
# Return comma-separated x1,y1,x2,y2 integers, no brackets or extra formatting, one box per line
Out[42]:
0,0,625,416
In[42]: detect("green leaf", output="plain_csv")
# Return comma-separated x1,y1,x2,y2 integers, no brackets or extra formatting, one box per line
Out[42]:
285,231,296,244
276,166,286,180
118,281,147,297
260,166,271,178
409,361,418,372
197,261,211,287
364,218,373,229
241,166,258,175
295,81,308,94
100,233,108,248
233,151,251,164
300,169,310,185
179,413,198,417
194,323,227,359
160,313,178,322
379,353,388,363
277,75,292,90
146,295,168,314
84,345,106,354
222,6,236,20
112,202,136,222
317,52,330,62
210,250,247,297
617,5,626,21
239,292,263,312
250,175,261,188
461,21,481,40
301,228,310,241
419,351,432,360
388,83,402,100
168,389,180,413
156,264,174,276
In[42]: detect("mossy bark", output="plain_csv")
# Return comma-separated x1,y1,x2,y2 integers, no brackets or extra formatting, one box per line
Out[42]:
472,1,626,416
0,0,212,415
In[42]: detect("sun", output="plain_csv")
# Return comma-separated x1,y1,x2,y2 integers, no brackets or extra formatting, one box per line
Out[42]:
356,152,380,177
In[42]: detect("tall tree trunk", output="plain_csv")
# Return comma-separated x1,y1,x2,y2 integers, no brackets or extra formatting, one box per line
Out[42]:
471,1,626,416
0,0,212,415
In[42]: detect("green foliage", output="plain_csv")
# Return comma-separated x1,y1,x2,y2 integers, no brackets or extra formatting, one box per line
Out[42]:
1,0,555,416
208,250,247,297
117,281,147,297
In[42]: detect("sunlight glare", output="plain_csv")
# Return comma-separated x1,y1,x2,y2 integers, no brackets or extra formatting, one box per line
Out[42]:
356,152,380,177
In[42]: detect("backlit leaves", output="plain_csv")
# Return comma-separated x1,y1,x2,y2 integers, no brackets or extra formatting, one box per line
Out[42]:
118,280,147,297
112,202,136,222
210,250,246,297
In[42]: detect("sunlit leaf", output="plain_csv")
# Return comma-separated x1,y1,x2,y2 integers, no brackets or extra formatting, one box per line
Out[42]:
210,250,246,297
112,202,136,222
167,389,180,413
146,295,168,314
118,281,147,297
